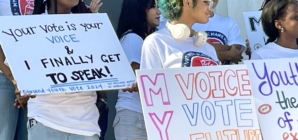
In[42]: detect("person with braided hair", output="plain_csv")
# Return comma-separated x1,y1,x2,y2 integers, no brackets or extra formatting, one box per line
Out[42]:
251,0,298,60
15,0,102,140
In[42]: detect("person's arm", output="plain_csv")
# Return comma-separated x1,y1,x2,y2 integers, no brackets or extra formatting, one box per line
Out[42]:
209,43,242,63
227,18,246,52
120,33,143,92
0,46,14,82
1,45,35,109
210,43,230,52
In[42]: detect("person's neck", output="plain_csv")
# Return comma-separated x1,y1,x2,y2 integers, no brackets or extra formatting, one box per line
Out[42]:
170,16,195,36
170,16,194,29
276,35,298,49
47,6,71,14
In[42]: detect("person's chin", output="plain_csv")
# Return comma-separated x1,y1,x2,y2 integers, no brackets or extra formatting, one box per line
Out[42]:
197,19,209,24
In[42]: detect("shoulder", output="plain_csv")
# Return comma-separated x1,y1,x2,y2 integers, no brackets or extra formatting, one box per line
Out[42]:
121,33,143,43
251,43,274,60
144,28,171,44
213,14,238,26
254,42,274,53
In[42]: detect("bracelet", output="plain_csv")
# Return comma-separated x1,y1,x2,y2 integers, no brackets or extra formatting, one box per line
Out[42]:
99,98,107,104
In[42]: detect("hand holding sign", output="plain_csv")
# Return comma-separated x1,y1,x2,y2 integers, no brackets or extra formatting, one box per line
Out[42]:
0,14,135,95
228,45,243,64
12,80,36,109
122,82,138,93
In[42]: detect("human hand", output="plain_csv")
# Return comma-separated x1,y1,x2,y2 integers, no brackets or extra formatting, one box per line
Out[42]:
228,45,243,64
122,82,138,93
89,0,103,13
245,39,252,59
12,80,36,109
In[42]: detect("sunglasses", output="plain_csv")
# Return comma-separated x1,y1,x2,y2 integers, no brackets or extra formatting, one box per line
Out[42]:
204,0,214,10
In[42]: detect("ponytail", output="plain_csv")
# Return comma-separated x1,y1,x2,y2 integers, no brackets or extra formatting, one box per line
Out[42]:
53,0,58,14
33,0,46,14
266,36,277,44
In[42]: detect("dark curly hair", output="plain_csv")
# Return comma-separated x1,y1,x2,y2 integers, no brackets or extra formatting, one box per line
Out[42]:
261,0,298,44
33,0,92,14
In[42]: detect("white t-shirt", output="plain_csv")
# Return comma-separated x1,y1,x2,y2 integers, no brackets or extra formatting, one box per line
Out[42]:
28,12,100,137
115,32,143,113
251,42,298,60
0,0,34,16
140,26,220,69
192,14,246,52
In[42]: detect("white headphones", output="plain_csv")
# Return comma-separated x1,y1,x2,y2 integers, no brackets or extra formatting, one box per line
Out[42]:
166,22,207,47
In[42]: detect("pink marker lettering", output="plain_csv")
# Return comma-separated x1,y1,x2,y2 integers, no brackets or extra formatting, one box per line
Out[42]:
149,111,174,140
140,73,170,106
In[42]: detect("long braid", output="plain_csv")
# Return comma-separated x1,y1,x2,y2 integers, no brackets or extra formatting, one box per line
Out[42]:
33,0,46,14
54,0,58,14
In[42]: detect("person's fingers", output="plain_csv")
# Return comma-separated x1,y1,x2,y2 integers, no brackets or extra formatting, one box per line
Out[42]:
90,0,102,12
15,89,21,95
12,79,17,86
98,1,103,8
134,86,139,92
122,88,128,92
93,1,102,13
90,0,97,7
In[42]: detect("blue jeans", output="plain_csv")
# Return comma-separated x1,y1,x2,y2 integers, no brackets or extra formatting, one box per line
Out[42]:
27,119,99,140
0,73,28,140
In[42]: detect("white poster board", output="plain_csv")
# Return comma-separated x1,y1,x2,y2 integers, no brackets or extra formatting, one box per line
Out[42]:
245,58,298,140
136,65,261,140
243,11,268,51
0,13,135,95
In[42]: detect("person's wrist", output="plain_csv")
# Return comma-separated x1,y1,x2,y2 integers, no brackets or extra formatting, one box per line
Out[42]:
225,51,232,61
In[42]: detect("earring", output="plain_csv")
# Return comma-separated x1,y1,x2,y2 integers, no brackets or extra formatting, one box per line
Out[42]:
281,27,284,33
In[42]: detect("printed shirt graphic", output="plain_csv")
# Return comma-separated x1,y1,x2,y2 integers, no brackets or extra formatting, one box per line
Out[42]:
181,51,220,67
206,31,231,64
10,0,34,15
206,31,228,45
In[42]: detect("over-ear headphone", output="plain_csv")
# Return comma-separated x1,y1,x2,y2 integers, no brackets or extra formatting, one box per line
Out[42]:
166,22,207,47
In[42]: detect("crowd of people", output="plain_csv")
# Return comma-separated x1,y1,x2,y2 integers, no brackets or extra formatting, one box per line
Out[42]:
0,0,298,139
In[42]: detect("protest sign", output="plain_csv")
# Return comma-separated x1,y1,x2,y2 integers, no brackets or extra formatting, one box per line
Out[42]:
243,11,268,51
244,58,298,140
136,65,261,140
0,13,135,95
